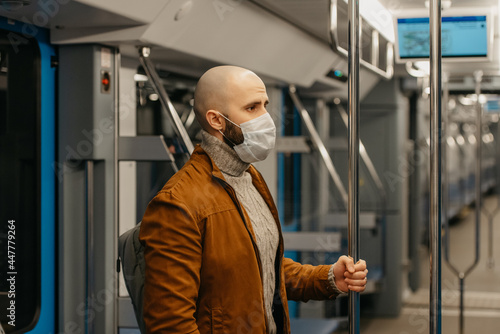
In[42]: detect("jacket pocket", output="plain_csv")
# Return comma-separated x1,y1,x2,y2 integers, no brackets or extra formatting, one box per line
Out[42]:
211,307,223,333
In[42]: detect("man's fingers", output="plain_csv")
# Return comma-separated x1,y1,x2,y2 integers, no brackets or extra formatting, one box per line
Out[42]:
339,255,355,273
353,259,367,272
344,277,367,286
344,269,368,279
339,259,368,292
337,256,366,274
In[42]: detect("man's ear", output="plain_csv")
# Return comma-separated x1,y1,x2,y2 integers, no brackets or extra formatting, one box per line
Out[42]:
206,110,224,131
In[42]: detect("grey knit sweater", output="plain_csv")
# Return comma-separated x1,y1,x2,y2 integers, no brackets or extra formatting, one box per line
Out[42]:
200,131,343,333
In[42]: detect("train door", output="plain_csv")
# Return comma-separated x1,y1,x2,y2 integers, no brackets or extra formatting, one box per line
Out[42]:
0,18,56,334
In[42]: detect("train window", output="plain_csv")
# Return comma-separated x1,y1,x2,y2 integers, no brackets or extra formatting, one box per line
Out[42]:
0,30,41,333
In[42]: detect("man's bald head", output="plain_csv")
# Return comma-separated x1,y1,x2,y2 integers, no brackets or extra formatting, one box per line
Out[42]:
194,65,264,131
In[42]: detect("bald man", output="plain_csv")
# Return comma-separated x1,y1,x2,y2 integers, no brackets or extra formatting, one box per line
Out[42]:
139,66,368,334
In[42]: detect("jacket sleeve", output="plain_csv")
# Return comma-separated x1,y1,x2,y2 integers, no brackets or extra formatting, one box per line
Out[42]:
283,257,340,302
139,191,202,334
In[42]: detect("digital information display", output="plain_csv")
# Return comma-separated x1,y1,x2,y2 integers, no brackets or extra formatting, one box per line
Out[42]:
485,99,500,113
397,16,488,59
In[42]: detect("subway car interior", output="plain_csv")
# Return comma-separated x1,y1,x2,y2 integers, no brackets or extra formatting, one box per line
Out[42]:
0,0,500,333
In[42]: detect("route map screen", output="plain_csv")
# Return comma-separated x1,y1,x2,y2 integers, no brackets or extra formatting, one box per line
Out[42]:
397,16,488,59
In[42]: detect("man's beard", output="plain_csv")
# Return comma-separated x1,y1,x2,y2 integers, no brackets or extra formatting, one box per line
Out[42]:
222,118,244,148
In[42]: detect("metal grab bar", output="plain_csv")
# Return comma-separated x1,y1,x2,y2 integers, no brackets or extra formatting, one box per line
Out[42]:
138,47,194,154
429,1,442,333
443,71,483,334
288,85,348,210
333,103,387,215
347,0,361,333
183,108,197,132
442,74,449,235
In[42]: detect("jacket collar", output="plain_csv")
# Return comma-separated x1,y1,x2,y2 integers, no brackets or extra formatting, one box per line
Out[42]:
200,130,250,177
191,145,279,225
190,144,228,181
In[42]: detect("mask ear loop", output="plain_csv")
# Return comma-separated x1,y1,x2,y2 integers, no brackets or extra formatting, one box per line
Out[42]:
218,129,237,146
217,112,238,146
218,112,241,128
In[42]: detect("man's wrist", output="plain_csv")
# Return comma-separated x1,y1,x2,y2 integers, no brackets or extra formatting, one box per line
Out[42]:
328,264,347,294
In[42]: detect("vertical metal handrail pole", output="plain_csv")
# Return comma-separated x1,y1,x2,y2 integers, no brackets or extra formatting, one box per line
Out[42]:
442,86,460,276
429,1,442,333
138,47,195,154
442,73,449,250
442,73,456,279
348,0,360,333
486,207,497,268
113,51,120,334
85,161,95,334
472,71,482,280
487,111,500,269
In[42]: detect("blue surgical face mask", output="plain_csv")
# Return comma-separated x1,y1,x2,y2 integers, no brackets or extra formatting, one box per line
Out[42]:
218,112,276,163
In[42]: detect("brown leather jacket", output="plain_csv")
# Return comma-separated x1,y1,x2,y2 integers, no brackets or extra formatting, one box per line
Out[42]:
139,146,339,334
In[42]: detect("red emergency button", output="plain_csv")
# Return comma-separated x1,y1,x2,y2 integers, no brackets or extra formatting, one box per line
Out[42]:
101,71,111,93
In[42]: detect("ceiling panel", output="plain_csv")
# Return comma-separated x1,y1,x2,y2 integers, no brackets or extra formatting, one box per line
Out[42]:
250,0,331,42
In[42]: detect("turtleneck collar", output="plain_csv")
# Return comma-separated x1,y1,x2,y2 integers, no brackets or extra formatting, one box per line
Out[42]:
200,130,250,177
